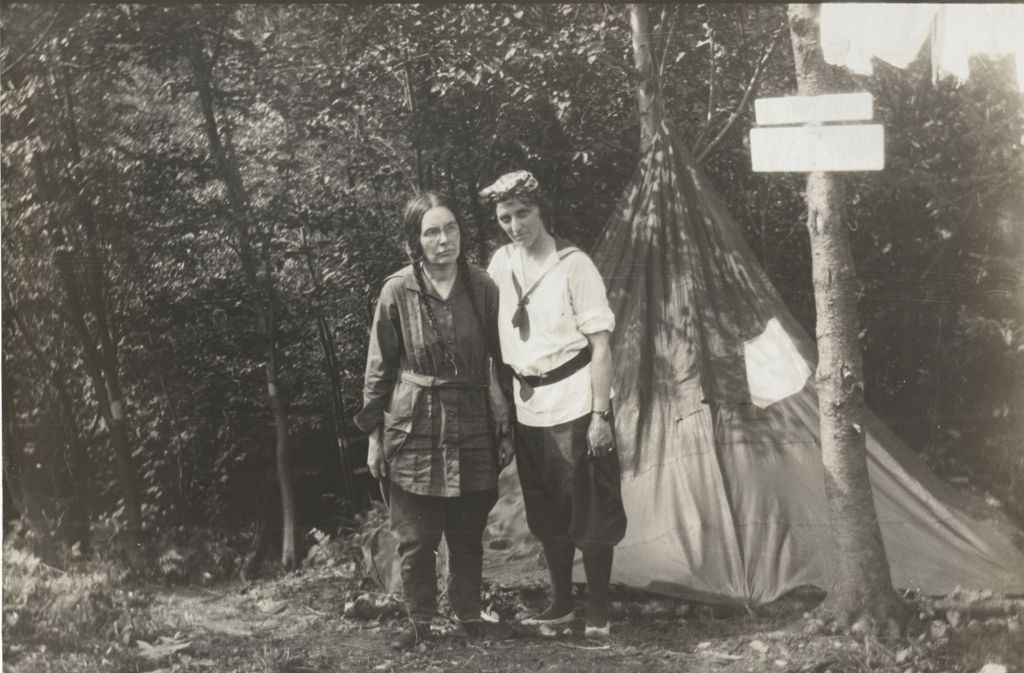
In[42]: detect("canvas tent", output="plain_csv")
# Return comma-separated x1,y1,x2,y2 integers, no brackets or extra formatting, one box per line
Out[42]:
478,120,1024,606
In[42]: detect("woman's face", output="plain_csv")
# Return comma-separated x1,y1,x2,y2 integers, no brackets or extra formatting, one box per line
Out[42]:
495,198,545,250
419,206,460,266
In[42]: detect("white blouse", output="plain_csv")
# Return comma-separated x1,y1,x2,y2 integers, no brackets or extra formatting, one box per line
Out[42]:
487,244,615,427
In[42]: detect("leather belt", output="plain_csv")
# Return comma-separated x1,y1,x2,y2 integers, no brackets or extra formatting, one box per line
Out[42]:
514,348,591,401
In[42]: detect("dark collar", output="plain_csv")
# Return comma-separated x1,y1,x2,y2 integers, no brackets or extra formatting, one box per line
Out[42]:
390,263,481,299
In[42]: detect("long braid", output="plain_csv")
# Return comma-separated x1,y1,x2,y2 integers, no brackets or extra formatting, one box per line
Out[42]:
412,260,448,365
416,257,497,448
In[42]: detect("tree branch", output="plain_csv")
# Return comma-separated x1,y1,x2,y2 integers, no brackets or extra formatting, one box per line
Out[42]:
695,29,782,164
5,288,52,370
1,6,65,77
657,6,679,79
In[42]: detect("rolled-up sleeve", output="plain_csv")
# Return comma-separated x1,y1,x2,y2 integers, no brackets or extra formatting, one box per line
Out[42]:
353,280,403,434
567,254,615,335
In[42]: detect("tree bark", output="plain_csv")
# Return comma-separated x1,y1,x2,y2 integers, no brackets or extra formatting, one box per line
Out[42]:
1,373,52,539
787,3,905,633
187,20,297,569
30,135,145,547
300,229,361,511
53,249,145,544
6,294,92,555
629,4,664,148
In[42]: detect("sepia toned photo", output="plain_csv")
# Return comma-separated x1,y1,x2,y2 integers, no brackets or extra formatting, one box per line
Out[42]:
2,4,1022,672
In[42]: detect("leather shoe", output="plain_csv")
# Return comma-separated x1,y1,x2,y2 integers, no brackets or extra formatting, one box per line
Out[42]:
389,621,430,650
584,620,611,640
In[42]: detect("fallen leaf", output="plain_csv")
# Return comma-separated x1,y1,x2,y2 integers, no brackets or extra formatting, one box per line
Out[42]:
710,652,744,661
978,664,1007,673
749,639,769,654
135,638,192,661
259,600,288,614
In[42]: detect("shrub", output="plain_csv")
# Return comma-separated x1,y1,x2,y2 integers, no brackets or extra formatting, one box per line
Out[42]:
2,539,153,656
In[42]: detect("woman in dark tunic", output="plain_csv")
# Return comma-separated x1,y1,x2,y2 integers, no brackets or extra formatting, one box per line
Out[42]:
354,192,513,650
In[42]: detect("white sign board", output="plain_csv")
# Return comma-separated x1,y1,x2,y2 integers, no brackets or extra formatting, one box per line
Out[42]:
755,93,874,126
750,124,884,172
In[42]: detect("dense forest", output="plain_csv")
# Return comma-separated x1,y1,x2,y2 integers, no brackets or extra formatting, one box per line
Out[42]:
3,2,1022,578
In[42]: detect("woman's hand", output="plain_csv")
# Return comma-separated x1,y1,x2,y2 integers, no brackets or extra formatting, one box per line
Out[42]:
367,425,387,480
497,431,515,470
494,414,511,442
586,414,615,457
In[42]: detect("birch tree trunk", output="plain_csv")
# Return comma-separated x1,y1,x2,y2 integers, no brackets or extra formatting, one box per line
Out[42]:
187,20,297,569
787,3,905,633
629,4,664,148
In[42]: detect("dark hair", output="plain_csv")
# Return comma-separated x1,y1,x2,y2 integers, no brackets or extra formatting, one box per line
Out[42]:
495,190,555,234
401,191,464,261
402,192,489,370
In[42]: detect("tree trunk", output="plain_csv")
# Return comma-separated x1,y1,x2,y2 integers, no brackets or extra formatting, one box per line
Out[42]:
53,249,145,543
28,66,147,547
1,373,52,539
265,307,297,569
787,3,905,633
188,20,297,569
300,230,361,511
32,141,145,547
629,4,664,148
6,293,93,554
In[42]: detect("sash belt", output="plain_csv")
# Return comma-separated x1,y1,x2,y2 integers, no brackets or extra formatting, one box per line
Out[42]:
399,370,487,390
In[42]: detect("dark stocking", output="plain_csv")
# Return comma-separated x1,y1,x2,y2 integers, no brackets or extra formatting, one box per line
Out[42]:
582,547,613,627
536,542,575,619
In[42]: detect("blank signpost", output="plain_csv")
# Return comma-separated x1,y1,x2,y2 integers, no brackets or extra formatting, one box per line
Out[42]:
749,92,885,172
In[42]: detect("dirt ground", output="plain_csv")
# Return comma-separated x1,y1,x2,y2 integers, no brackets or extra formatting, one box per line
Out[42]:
6,560,1021,673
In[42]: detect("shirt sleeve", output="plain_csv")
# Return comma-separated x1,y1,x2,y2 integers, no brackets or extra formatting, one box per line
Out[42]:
485,248,504,279
353,279,403,434
485,252,515,398
482,273,501,359
567,253,615,335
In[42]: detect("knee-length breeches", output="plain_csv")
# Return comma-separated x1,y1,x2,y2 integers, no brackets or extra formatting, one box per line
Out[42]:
514,413,627,551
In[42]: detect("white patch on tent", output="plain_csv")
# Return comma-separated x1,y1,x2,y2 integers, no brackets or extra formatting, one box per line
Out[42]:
743,318,811,408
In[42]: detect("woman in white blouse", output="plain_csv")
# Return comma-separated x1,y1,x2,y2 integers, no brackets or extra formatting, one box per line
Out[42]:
481,171,627,639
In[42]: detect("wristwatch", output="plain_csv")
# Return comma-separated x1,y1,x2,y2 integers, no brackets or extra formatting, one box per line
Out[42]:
592,408,611,421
